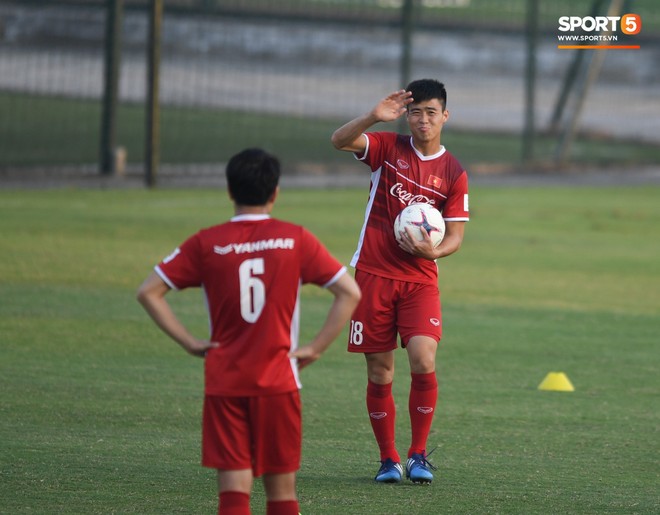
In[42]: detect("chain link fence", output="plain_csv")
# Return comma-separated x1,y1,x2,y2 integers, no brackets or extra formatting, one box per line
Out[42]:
1,0,658,184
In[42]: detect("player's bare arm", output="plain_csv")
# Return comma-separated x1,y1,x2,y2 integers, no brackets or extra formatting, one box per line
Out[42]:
398,221,465,260
137,272,219,357
331,89,413,153
289,272,361,369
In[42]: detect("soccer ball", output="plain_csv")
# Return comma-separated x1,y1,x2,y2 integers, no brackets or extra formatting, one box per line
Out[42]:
394,203,445,248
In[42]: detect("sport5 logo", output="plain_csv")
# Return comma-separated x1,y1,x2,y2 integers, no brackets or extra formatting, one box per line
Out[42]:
558,13,641,35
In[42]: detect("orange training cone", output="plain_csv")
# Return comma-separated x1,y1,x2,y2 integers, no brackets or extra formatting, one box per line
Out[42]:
538,372,575,392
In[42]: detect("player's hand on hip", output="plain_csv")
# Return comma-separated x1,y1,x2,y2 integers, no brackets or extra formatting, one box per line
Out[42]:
185,339,219,358
289,345,322,370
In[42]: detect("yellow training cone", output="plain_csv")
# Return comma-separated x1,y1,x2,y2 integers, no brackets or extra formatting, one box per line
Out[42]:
538,372,575,392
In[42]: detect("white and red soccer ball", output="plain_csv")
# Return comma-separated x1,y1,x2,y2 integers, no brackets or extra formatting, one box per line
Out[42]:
394,203,445,248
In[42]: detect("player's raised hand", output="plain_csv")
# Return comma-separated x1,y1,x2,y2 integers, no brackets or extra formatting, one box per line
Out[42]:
371,89,414,123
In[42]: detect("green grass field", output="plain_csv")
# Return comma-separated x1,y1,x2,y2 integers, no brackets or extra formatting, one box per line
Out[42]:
1,186,659,514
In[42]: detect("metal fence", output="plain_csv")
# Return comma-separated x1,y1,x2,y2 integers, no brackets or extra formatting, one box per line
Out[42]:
1,0,658,184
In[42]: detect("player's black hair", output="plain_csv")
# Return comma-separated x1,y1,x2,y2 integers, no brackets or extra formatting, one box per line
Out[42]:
406,79,447,111
226,148,280,206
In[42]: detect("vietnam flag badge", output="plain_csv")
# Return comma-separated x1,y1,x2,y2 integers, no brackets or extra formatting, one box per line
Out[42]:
427,175,442,188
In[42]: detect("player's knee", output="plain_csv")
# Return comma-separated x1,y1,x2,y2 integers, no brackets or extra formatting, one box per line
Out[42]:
407,350,436,374
365,354,394,383
368,369,394,384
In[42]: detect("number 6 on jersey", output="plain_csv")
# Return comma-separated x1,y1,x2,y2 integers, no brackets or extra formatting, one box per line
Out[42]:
239,258,265,323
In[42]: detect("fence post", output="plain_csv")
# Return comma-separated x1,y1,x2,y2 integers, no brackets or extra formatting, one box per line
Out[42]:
100,0,123,175
400,0,416,88
548,0,606,134
398,0,417,133
522,0,538,165
554,0,624,165
145,0,163,188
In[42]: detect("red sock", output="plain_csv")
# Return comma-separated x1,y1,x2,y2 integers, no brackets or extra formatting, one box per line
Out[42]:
408,372,438,458
366,379,400,462
266,500,299,515
219,491,250,515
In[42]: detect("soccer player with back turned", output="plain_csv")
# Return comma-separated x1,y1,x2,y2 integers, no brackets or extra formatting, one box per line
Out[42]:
330,79,470,484
137,148,361,514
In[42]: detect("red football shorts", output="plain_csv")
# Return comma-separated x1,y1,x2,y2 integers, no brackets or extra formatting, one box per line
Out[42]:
348,269,442,353
202,391,302,477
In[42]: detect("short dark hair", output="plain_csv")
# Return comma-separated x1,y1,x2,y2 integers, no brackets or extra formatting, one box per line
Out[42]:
226,148,280,206
406,79,447,110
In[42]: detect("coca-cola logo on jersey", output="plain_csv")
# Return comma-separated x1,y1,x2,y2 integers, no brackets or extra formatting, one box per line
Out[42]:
390,183,435,206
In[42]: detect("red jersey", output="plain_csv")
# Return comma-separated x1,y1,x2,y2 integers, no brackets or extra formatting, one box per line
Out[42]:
155,214,347,397
351,132,470,285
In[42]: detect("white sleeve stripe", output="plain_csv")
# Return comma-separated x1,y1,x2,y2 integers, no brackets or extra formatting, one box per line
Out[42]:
155,265,179,290
322,266,347,289
443,217,470,222
353,133,370,162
